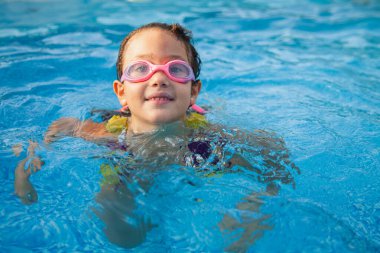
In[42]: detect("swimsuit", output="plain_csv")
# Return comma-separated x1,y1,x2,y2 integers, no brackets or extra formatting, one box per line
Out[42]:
100,112,223,187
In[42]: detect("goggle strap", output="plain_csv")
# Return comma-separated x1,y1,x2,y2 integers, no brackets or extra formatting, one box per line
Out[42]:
191,104,206,114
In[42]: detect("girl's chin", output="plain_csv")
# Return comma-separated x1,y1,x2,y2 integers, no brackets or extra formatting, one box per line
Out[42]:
147,112,185,124
149,117,183,125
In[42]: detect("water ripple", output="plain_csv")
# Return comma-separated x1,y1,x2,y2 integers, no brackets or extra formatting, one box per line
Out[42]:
43,32,111,46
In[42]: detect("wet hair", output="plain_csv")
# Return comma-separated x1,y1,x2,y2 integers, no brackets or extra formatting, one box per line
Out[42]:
116,22,201,82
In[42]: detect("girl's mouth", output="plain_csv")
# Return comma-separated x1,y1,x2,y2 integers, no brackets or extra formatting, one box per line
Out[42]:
145,93,174,104
148,97,173,101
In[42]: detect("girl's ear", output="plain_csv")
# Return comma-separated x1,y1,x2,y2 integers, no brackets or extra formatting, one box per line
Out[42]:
113,80,128,106
190,80,202,105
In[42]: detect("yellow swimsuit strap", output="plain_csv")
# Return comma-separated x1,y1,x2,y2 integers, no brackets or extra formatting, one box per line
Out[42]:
105,115,128,134
105,113,208,134
184,112,208,129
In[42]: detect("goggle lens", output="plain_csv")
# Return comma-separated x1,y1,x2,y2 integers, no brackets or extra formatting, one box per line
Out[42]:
127,62,150,79
168,62,191,78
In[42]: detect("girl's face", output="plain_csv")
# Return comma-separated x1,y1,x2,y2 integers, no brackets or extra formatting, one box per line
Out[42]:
113,28,201,134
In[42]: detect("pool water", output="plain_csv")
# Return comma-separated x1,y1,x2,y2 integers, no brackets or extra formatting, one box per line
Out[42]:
1,0,380,252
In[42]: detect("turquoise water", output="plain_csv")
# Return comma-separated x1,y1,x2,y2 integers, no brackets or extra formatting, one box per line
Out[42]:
1,0,380,252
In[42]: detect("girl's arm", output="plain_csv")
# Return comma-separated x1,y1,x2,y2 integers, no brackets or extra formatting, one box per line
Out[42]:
15,117,118,203
44,117,117,144
212,126,299,251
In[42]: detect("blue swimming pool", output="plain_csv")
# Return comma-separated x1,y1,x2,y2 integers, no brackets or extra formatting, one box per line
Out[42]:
1,0,379,252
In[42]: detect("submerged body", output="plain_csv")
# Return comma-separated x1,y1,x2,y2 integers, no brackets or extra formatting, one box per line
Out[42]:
93,115,299,249
15,110,299,250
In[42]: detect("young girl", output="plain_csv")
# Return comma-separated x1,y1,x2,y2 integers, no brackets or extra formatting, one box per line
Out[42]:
15,23,299,251
15,22,205,199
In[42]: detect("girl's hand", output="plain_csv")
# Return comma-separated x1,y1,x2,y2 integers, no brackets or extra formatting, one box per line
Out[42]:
14,141,43,204
15,155,44,179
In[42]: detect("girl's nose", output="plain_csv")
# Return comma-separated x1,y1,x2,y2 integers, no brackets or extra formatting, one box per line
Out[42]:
148,70,170,87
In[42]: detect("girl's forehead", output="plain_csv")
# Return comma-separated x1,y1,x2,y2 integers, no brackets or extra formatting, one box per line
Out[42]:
123,29,189,64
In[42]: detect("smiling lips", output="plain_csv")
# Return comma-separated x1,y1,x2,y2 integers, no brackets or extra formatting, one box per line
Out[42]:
145,92,174,105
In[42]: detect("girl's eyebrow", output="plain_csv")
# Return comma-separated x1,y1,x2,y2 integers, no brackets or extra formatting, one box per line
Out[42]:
133,54,187,62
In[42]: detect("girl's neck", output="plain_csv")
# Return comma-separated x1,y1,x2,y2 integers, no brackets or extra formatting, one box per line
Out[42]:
126,119,190,137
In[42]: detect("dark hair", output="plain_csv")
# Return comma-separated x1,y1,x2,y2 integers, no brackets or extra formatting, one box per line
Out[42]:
116,23,201,82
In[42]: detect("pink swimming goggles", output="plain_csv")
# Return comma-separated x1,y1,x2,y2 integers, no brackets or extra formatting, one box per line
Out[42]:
120,60,206,114
120,60,195,83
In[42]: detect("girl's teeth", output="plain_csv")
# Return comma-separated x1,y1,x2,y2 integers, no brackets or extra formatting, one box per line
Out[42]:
152,97,169,101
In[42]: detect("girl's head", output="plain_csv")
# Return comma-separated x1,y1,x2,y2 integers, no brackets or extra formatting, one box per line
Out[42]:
116,23,201,82
113,23,202,134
